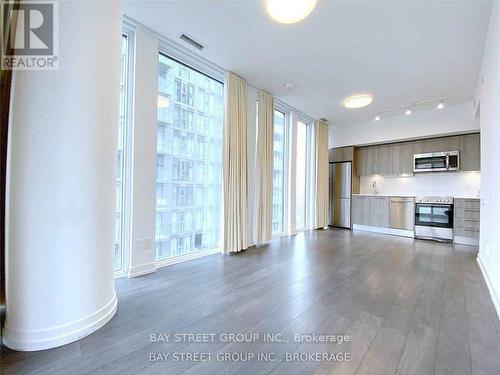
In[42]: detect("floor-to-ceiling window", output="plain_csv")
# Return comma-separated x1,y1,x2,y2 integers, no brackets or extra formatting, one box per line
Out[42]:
115,34,128,272
296,120,308,231
272,110,286,235
155,54,223,260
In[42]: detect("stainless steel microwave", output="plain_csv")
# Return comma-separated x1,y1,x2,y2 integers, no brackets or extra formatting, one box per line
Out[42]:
413,151,459,173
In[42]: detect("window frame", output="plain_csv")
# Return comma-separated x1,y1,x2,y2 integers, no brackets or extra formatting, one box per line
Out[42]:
114,27,135,278
272,105,291,237
154,48,224,264
295,118,310,232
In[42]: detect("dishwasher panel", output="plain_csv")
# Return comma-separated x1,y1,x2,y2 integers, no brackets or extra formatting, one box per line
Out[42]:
389,197,415,230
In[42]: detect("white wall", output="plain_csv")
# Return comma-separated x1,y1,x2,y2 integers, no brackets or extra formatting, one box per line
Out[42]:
127,28,158,277
329,101,478,148
476,3,500,318
359,172,480,198
4,1,122,350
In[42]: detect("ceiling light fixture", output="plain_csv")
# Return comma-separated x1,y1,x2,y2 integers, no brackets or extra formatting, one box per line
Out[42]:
266,0,317,24
374,97,446,121
342,94,373,109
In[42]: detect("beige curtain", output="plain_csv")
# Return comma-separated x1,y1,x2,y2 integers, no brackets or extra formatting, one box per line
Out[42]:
315,120,329,228
256,90,275,243
223,72,248,253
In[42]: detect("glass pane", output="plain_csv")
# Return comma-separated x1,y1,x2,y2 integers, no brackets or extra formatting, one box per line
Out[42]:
115,34,128,272
415,156,446,170
273,110,285,235
415,205,453,226
296,121,307,230
155,54,223,260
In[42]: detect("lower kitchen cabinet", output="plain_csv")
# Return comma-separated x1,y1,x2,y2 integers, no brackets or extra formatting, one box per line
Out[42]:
352,195,389,228
454,198,480,245
369,196,390,227
352,195,370,225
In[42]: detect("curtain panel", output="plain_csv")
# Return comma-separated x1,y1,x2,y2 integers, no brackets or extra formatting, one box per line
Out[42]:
315,121,329,228
222,72,249,253
256,90,275,243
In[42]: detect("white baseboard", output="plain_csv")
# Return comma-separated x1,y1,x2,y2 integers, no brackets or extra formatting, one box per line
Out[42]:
454,236,479,246
352,224,414,238
155,248,219,270
477,254,500,320
3,293,117,351
128,261,156,278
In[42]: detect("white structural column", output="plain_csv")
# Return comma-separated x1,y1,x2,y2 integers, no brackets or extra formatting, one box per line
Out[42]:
4,1,123,351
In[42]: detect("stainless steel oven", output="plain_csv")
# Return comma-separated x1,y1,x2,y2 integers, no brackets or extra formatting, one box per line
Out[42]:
415,196,454,242
413,151,459,173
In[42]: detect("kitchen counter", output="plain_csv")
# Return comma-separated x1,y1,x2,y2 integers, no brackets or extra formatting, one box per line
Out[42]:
353,193,414,198
353,193,479,199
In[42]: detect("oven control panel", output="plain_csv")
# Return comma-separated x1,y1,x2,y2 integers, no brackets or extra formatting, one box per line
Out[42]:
415,196,454,204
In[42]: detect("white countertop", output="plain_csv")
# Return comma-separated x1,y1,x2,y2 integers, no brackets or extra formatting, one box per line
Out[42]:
353,194,414,197
352,193,480,200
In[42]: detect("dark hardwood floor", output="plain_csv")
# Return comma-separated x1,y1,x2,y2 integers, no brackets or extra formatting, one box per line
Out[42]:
2,228,500,374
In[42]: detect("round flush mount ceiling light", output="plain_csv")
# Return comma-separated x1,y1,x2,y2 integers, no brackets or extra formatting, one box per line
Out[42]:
266,0,317,24
342,94,373,109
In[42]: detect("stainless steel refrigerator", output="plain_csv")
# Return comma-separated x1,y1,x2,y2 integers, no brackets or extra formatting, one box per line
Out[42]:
329,162,352,228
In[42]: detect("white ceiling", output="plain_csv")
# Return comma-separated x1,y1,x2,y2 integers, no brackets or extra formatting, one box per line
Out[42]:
124,0,491,125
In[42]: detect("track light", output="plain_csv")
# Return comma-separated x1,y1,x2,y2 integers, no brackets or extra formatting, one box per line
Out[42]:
405,108,412,116
437,100,444,109
374,115,380,121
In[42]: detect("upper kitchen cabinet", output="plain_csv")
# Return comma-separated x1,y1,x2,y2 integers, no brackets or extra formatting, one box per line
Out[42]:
356,147,374,176
329,146,354,162
459,133,480,171
413,136,459,154
373,145,393,175
391,142,414,174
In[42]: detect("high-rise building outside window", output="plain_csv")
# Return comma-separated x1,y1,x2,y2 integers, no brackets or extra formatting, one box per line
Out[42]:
155,54,223,259
273,110,286,235
114,34,128,272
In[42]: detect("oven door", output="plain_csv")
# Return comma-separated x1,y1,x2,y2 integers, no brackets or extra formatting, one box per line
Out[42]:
414,155,448,172
415,203,454,228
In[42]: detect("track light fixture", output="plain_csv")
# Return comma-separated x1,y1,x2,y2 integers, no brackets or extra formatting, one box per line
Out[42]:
373,97,446,122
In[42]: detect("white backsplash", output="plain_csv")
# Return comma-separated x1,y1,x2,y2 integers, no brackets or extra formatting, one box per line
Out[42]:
360,172,481,198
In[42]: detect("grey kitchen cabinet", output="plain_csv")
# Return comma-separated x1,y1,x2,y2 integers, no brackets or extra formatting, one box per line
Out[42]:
354,132,480,176
391,142,414,174
369,196,390,227
459,133,480,171
330,146,354,163
352,195,370,225
413,136,459,154
356,147,374,176
454,198,480,245
373,145,393,175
